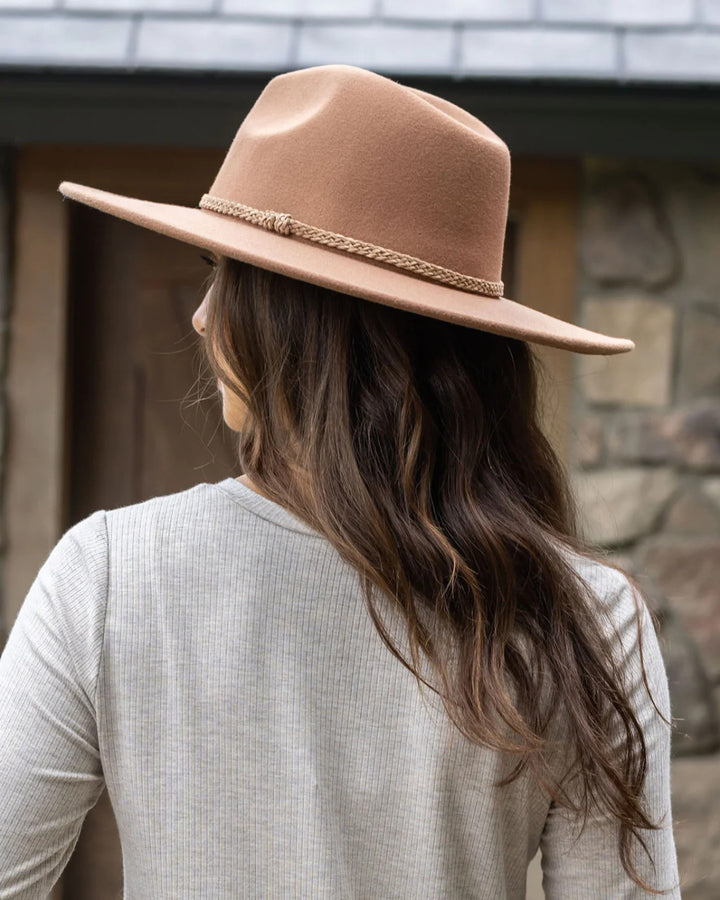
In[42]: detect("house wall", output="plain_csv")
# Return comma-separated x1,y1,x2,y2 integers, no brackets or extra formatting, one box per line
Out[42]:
0,147,718,894
572,156,720,898
0,148,12,650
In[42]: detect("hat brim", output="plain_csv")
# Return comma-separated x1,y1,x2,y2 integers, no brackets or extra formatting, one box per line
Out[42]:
58,181,633,355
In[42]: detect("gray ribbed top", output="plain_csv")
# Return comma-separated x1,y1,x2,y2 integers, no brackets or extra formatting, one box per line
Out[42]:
0,478,681,898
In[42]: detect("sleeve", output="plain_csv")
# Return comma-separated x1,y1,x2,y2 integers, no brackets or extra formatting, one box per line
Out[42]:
539,570,682,899
0,509,109,899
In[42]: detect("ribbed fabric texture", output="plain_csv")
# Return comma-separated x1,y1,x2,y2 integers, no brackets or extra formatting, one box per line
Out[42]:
0,478,681,899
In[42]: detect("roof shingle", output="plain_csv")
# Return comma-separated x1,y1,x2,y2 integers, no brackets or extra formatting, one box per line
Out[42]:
0,0,719,83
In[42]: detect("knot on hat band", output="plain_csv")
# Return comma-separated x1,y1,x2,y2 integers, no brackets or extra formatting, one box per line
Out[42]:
199,193,504,299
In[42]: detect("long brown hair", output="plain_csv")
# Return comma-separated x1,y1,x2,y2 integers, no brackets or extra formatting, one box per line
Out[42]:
200,255,674,893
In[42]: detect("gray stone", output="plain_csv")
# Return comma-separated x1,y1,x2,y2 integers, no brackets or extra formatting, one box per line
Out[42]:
638,537,720,682
658,404,720,471
703,477,720,509
655,607,720,756
0,321,6,384
460,26,616,77
298,22,455,72
654,163,720,307
573,467,679,546
678,307,720,401
0,149,8,323
607,401,720,472
606,410,675,464
631,568,670,615
663,488,720,535
606,550,636,577
579,171,680,287
0,149,7,576
579,295,675,407
573,415,604,468
670,754,720,899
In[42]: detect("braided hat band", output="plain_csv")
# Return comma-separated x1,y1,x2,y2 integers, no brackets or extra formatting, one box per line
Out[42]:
199,193,505,299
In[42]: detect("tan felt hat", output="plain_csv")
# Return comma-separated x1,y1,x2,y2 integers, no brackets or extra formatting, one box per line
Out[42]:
58,63,633,355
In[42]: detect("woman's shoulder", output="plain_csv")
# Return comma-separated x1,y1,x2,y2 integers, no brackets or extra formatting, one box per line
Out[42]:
563,546,633,598
101,480,226,535
553,547,669,709
105,479,214,517
69,481,238,569
555,542,648,641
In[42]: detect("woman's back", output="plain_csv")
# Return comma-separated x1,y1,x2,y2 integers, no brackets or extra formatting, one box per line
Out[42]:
0,477,679,898
2,63,682,896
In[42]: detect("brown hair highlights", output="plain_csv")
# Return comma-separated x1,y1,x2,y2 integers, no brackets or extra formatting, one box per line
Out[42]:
201,256,673,893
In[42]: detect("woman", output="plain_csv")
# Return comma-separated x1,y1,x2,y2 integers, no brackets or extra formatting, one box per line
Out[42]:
0,64,680,897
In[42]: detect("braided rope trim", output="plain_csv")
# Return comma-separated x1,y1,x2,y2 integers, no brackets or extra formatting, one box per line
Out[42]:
199,193,504,298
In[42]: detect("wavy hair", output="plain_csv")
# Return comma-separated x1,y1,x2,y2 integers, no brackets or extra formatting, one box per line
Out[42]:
199,254,673,893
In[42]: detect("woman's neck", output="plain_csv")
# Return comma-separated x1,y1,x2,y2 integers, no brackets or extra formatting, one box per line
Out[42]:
235,473,272,500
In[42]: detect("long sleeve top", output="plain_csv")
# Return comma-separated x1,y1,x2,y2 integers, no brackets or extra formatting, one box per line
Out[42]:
0,477,681,898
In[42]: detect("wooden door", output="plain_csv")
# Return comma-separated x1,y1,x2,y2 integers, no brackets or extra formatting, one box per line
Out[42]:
62,168,241,899
65,204,239,522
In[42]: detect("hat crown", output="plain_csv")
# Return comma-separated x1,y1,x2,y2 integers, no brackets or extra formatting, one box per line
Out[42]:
208,64,511,284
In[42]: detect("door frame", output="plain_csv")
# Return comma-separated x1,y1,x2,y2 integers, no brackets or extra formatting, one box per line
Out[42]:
509,155,581,460
3,144,223,631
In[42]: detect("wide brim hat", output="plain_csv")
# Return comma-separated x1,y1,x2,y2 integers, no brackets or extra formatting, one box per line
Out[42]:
58,64,633,355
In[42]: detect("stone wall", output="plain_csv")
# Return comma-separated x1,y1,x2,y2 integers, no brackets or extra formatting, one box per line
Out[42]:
0,148,11,651
571,157,720,898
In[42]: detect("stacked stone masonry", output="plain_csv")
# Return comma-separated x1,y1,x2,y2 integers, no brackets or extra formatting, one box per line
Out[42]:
0,149,8,652
572,157,720,897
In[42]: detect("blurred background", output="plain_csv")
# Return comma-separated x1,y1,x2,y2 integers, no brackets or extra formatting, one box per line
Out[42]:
0,1,718,897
